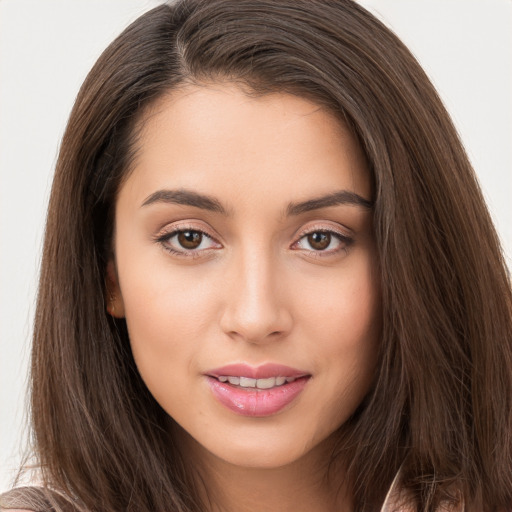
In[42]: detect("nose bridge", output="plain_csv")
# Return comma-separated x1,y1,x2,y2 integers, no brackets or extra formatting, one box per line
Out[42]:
220,241,291,343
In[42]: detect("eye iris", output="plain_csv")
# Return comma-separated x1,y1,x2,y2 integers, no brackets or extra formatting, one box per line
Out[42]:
308,232,331,250
178,231,202,249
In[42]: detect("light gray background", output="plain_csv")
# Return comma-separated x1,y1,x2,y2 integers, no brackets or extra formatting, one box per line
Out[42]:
1,0,511,493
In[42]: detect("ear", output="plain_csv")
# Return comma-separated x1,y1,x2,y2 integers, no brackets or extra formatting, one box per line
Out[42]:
106,260,125,318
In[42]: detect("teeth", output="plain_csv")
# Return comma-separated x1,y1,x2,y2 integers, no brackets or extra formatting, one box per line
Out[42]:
256,377,275,389
239,377,257,388
217,375,297,389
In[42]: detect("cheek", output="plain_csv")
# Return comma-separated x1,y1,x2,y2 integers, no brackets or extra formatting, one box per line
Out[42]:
298,256,381,387
119,269,223,417
116,254,222,382
301,256,380,344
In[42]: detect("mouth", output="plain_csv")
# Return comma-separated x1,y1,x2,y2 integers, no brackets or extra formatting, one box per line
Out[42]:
210,375,301,390
205,363,311,417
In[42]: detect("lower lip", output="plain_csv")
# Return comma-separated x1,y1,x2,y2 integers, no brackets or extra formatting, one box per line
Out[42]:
206,376,309,417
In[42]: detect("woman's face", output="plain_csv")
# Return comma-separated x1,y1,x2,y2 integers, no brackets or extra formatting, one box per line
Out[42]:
110,83,381,469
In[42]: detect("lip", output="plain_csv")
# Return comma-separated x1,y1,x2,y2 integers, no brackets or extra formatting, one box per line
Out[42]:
205,363,311,417
206,363,309,380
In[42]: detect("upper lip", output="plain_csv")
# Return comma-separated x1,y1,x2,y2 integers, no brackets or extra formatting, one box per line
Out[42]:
206,363,310,380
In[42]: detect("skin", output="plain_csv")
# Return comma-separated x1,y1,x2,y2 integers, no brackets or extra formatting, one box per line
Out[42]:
109,83,381,512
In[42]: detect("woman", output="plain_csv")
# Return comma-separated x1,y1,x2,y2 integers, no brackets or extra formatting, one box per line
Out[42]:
1,0,511,511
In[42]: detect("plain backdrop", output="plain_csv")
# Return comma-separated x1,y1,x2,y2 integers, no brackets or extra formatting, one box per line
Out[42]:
1,0,511,493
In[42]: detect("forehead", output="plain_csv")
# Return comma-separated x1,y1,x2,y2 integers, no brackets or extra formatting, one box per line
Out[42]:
122,82,371,207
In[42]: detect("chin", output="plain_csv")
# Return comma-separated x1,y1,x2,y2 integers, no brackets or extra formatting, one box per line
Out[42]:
183,419,338,471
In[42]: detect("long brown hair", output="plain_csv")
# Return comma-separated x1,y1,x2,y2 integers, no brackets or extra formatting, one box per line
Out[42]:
6,1,512,510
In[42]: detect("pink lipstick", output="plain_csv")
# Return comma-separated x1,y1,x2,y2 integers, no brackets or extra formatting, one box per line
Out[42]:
205,363,310,417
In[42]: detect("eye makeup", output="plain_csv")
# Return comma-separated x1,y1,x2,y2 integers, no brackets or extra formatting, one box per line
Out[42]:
153,219,354,261
153,222,222,259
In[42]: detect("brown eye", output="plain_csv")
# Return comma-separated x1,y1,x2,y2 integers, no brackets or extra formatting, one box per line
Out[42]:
177,230,203,249
157,226,221,256
307,231,331,250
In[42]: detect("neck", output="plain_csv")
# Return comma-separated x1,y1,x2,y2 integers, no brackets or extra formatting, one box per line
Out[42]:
177,428,352,512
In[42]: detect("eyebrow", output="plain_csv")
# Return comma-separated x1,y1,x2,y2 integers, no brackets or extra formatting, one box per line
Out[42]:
141,188,373,216
141,189,227,214
286,190,373,216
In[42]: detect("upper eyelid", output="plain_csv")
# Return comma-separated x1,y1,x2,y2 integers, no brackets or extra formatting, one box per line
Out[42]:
291,224,354,253
293,230,352,247
154,220,352,247
155,227,221,257
293,221,353,240
155,222,219,240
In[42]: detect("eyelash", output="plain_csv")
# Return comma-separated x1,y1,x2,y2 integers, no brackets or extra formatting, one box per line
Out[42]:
155,225,220,258
291,227,354,258
154,225,353,259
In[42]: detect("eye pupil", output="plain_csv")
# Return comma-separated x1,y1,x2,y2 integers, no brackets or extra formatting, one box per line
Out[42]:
178,231,202,249
308,232,331,250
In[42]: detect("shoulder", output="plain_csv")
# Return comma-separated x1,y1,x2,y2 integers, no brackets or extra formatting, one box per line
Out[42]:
0,486,47,511
380,473,466,512
0,486,80,512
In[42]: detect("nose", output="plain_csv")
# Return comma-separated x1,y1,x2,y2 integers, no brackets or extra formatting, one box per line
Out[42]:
219,249,293,344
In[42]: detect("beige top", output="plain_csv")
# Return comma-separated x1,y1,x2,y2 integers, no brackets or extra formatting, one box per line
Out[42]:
380,472,465,512
0,476,463,512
